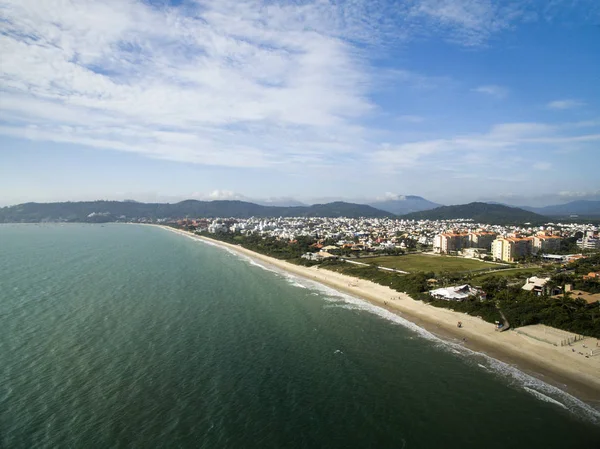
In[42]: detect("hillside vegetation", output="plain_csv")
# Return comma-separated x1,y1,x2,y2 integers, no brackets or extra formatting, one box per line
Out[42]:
0,200,394,222
402,202,545,224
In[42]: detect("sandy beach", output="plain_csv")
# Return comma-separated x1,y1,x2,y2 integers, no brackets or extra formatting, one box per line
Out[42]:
157,225,600,403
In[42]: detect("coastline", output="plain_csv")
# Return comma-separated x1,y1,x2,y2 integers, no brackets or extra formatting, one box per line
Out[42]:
155,225,600,406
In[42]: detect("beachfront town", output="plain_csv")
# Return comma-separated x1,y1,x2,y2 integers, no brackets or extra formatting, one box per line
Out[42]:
163,216,600,263
162,214,600,348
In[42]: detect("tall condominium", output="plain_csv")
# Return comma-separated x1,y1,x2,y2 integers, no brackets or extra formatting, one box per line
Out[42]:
491,237,533,262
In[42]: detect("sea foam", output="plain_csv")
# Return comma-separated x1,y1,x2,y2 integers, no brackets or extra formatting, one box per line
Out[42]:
184,232,600,423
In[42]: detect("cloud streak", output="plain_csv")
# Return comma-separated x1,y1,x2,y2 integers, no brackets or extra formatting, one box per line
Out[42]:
472,85,509,98
372,120,600,169
1,0,380,167
547,99,585,110
0,0,597,175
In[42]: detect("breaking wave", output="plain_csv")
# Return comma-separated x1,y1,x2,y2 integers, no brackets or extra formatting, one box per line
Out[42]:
177,230,600,424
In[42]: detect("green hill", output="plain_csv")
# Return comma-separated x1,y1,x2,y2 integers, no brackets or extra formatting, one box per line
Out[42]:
0,200,394,223
401,202,546,224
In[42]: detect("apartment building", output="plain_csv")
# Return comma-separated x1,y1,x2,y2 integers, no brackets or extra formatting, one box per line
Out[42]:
491,237,533,262
433,231,497,254
468,231,497,250
433,232,469,253
577,237,600,250
532,234,562,254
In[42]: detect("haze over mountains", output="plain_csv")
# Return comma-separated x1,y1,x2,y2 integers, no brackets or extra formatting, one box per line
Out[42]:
249,196,600,217
402,203,546,225
245,194,441,214
255,196,599,217
2,197,599,224
3,190,599,217
521,201,600,217
368,195,442,215
0,200,394,223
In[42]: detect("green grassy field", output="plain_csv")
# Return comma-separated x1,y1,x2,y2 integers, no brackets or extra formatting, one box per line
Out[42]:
469,267,546,284
365,254,495,273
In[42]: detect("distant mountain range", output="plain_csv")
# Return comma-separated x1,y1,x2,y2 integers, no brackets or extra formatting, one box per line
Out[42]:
368,195,441,215
0,200,394,223
2,198,596,224
520,200,600,217
402,202,546,224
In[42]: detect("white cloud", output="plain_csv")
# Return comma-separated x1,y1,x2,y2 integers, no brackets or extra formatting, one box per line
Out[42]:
409,0,528,46
472,84,509,98
558,190,600,199
372,120,600,169
0,0,593,174
0,0,378,169
547,99,585,110
533,162,552,171
199,190,248,201
379,192,407,201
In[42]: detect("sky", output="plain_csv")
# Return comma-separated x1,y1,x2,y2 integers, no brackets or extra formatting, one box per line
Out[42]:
1,0,599,207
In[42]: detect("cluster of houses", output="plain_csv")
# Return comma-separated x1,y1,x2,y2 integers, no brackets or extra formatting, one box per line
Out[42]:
172,217,598,262
428,270,600,304
168,216,600,305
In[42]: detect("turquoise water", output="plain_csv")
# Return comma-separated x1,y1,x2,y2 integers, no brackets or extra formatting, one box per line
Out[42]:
1,224,599,448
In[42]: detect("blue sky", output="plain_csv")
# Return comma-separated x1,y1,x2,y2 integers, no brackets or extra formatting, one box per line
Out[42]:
1,0,599,207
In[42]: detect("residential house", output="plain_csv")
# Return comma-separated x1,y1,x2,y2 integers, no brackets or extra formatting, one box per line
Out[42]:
429,284,486,301
301,251,338,261
522,276,562,296
583,272,600,281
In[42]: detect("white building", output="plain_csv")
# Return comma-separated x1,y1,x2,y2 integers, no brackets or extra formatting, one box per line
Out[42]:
208,222,227,233
301,251,338,261
429,284,485,301
577,237,600,250
522,276,561,296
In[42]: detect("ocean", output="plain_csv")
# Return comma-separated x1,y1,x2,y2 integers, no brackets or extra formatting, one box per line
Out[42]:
1,223,599,448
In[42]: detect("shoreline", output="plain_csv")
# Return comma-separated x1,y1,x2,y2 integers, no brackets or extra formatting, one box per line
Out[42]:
155,225,600,407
